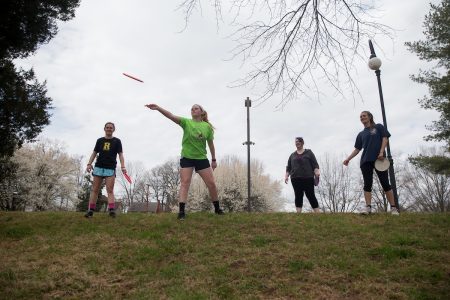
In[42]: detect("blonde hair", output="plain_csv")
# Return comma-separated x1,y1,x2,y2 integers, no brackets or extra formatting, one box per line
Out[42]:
195,104,215,130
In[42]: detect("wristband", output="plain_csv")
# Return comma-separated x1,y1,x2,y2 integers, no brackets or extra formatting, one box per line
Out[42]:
211,159,216,162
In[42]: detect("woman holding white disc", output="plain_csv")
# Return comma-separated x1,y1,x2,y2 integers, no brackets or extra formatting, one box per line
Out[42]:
343,111,399,215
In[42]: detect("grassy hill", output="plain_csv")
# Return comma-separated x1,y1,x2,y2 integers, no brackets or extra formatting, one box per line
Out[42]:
0,211,449,299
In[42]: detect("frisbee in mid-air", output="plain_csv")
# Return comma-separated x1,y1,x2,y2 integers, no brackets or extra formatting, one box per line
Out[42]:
123,172,132,184
122,72,143,83
374,158,390,171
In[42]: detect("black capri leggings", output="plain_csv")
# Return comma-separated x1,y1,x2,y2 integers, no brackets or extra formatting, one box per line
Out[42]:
360,161,392,192
291,177,319,209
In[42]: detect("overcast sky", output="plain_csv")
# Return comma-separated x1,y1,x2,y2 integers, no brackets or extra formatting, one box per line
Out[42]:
15,0,442,211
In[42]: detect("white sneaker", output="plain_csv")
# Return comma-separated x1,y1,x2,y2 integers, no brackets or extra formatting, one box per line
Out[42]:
361,205,372,215
391,207,399,215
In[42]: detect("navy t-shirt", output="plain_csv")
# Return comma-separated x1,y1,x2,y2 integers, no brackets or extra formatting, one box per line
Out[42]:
93,137,123,169
354,123,390,166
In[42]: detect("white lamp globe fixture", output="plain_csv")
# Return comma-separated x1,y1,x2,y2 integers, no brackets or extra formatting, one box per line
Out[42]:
368,57,382,70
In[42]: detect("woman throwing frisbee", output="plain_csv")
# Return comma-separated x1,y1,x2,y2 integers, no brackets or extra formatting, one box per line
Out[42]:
343,111,399,215
85,122,126,218
145,103,224,220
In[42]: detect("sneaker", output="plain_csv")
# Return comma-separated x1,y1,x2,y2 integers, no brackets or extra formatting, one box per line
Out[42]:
391,207,399,215
109,210,116,218
84,210,94,218
177,211,186,220
361,205,372,215
215,209,224,215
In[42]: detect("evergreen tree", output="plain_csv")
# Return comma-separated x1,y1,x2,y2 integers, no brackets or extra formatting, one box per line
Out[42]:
405,0,450,175
0,1,80,207
0,0,81,158
0,0,81,60
0,60,52,157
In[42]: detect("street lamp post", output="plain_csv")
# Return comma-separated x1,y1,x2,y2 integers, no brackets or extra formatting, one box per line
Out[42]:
368,40,400,210
243,97,255,212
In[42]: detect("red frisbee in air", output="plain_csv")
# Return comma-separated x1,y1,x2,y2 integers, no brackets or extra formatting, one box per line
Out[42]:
122,72,143,83
124,172,132,184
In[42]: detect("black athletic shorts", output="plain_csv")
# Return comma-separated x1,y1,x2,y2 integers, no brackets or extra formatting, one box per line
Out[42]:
180,157,210,171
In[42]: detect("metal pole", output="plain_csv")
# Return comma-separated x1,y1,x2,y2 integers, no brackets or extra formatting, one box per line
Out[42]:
243,97,254,212
369,40,400,210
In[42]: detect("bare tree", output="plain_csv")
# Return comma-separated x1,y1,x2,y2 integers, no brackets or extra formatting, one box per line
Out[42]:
189,155,284,212
177,0,393,106
403,147,450,212
117,161,146,211
316,153,361,212
158,159,181,210
142,158,181,212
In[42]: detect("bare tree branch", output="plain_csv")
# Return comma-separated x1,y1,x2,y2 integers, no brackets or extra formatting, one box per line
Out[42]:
177,0,394,107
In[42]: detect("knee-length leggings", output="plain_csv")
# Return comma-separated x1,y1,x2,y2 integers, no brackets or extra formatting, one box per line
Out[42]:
360,161,392,192
291,177,319,209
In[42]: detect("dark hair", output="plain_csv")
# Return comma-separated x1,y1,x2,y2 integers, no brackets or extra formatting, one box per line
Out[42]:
104,122,115,130
295,137,304,143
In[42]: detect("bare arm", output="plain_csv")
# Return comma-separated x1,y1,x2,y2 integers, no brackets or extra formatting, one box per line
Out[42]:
118,152,126,173
207,139,217,170
284,171,290,184
343,148,360,166
145,104,181,125
285,155,292,184
378,137,388,160
86,151,97,172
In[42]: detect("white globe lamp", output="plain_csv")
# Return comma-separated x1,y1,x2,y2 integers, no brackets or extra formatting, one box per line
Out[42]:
368,57,382,70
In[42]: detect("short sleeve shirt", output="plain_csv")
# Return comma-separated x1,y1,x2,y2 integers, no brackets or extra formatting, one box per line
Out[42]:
93,137,123,169
354,123,390,166
179,117,214,159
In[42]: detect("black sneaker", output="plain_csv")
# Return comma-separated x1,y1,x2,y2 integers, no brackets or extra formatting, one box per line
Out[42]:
215,209,224,215
109,210,116,218
177,211,186,220
84,210,94,218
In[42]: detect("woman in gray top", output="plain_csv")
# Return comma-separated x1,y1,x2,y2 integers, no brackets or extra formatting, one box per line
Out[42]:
285,137,321,213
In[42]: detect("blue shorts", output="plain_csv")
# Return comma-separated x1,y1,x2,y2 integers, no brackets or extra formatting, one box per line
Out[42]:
92,167,115,178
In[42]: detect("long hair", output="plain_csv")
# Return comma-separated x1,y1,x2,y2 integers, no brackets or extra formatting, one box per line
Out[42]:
195,104,215,131
361,111,375,128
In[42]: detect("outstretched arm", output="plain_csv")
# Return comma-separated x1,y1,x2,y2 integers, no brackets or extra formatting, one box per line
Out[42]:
343,148,360,166
145,104,181,125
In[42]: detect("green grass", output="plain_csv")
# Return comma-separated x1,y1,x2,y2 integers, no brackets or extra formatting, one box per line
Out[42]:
0,212,449,299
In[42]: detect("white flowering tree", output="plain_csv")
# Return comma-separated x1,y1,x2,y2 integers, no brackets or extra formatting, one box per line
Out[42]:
11,139,80,210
